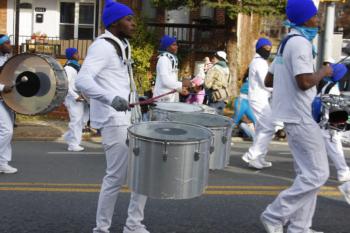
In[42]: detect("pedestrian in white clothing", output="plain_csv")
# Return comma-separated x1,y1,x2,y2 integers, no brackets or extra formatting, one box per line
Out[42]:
153,35,190,102
0,34,17,174
63,47,89,152
242,37,275,169
261,0,333,232
75,1,148,233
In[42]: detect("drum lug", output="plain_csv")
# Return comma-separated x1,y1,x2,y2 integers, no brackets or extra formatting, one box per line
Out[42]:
133,148,140,156
194,152,200,161
222,136,228,144
163,153,168,162
210,146,215,154
126,138,129,146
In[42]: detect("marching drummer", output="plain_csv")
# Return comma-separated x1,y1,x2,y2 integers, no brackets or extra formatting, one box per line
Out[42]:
63,48,89,152
153,35,191,102
262,0,333,232
75,1,149,233
241,38,275,169
313,62,350,183
0,34,17,174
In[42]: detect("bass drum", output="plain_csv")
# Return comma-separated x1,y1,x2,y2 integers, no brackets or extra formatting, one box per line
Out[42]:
127,121,213,199
150,102,203,121
0,53,68,115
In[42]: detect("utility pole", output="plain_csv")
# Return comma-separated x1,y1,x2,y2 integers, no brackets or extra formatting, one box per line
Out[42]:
323,2,336,62
14,0,20,55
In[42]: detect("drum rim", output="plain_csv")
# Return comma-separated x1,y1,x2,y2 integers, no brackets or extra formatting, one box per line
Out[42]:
128,121,213,143
169,112,234,129
0,53,68,115
151,102,203,112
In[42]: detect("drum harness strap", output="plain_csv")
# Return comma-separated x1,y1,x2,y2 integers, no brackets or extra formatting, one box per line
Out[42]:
101,37,142,124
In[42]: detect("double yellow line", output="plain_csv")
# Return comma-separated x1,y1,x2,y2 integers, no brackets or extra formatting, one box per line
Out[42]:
0,182,342,197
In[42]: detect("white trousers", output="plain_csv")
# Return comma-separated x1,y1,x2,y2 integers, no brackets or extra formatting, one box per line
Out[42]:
322,129,350,177
63,99,89,147
262,123,329,233
93,125,147,233
245,101,275,160
0,101,14,165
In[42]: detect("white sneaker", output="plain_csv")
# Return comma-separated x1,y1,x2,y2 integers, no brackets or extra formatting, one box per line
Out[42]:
242,152,251,163
339,183,350,205
249,158,264,169
338,171,350,182
260,215,283,233
67,145,84,152
0,164,18,174
123,226,150,233
259,157,273,168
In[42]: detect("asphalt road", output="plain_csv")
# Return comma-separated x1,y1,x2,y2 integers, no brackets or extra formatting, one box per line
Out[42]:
0,140,349,233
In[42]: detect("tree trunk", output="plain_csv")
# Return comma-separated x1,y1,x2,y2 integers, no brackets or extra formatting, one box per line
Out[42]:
226,18,238,98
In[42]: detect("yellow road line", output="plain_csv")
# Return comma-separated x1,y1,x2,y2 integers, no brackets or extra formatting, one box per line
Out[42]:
0,187,342,197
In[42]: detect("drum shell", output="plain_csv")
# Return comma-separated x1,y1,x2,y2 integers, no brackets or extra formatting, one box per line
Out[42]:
198,104,217,114
168,113,234,170
209,126,233,169
127,128,211,200
150,102,203,121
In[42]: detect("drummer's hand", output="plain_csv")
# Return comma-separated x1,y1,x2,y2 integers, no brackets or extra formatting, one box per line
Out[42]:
111,96,129,112
321,65,333,78
3,85,13,93
76,96,85,102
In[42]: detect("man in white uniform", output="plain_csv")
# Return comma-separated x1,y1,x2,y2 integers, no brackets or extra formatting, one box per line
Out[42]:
153,35,189,102
261,0,333,232
75,1,149,233
63,47,88,152
242,38,275,169
0,34,17,174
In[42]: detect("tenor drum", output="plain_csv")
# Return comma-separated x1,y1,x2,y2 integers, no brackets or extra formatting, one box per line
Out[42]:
0,53,68,115
127,121,213,199
169,113,234,170
320,94,349,130
150,102,203,121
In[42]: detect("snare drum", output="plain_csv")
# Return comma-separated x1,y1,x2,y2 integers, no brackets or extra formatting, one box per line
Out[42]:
320,94,349,130
127,121,213,199
150,102,203,121
169,113,234,170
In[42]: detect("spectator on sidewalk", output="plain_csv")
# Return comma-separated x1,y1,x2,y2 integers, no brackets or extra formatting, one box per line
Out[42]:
186,76,205,104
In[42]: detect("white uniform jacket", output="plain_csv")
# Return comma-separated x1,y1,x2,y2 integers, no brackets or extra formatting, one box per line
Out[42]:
75,30,131,129
153,52,182,102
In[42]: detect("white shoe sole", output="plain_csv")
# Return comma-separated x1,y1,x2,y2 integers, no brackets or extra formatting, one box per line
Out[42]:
242,154,251,163
338,185,350,205
260,215,283,233
0,170,18,174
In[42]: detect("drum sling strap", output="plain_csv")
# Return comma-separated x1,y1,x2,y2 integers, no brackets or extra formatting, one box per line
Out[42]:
102,37,142,123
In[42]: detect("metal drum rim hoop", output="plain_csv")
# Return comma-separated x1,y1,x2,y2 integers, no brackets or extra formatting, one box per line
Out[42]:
127,121,213,144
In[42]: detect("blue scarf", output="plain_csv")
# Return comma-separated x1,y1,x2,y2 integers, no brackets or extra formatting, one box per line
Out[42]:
284,20,318,57
66,60,81,72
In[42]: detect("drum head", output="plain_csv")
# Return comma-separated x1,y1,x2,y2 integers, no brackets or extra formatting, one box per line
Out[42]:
0,53,67,115
128,121,212,142
169,112,233,128
154,102,203,112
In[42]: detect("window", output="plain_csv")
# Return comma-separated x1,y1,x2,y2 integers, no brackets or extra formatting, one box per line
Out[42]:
59,1,95,39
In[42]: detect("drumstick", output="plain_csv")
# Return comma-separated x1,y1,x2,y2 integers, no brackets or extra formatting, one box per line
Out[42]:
129,89,177,107
11,76,28,88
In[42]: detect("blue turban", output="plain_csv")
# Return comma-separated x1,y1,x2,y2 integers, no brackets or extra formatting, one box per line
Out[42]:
160,35,177,51
102,0,134,28
65,48,78,60
330,63,348,82
256,38,272,51
0,35,10,45
286,0,318,26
